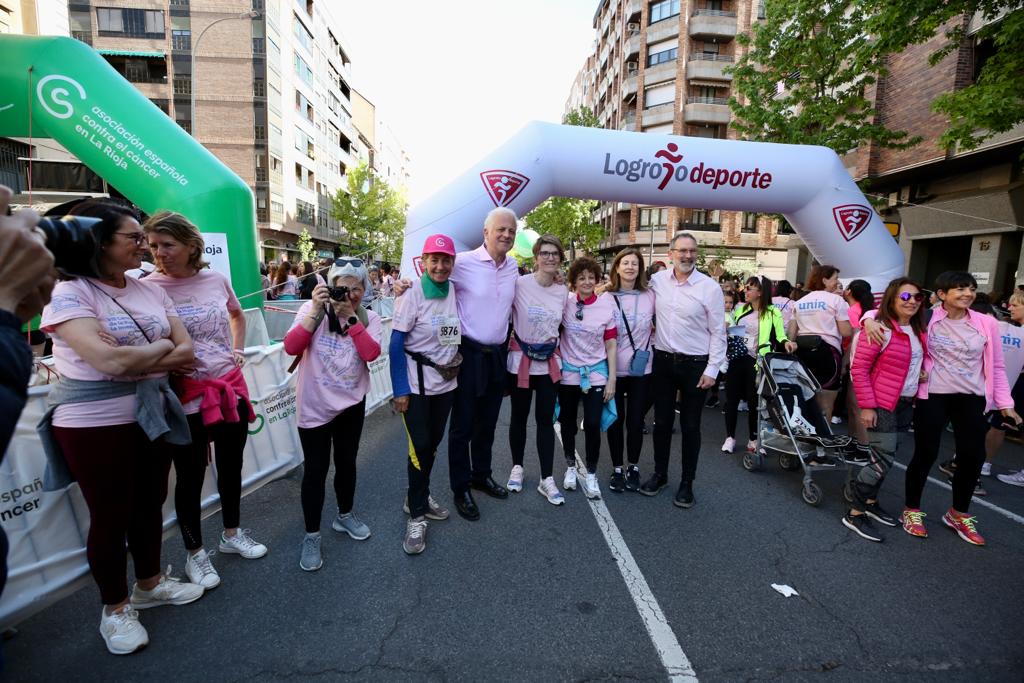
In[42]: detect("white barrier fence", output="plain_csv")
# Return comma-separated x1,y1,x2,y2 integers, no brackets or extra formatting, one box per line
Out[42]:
0,317,393,629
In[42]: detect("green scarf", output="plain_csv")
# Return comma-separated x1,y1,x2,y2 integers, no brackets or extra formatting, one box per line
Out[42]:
421,273,450,299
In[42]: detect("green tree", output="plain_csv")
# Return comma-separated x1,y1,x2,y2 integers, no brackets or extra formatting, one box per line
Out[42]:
296,228,315,263
864,0,1024,153
330,160,407,263
523,106,603,258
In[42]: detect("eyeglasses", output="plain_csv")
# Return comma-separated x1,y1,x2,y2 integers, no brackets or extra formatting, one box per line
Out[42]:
334,257,363,268
115,232,147,245
575,299,585,321
898,292,925,302
537,251,561,260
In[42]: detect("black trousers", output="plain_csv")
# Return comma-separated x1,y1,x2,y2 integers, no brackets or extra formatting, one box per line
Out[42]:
724,355,757,441
298,400,365,533
652,352,708,482
908,393,988,513
509,373,559,479
558,383,605,472
607,374,651,468
169,402,249,550
447,342,507,494
404,390,455,518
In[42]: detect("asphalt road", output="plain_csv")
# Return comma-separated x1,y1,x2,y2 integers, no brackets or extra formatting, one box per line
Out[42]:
5,398,1024,682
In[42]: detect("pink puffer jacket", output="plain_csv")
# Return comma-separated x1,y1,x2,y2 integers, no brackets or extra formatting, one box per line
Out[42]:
851,324,928,411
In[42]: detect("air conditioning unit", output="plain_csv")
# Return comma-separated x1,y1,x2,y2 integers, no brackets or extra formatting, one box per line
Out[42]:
626,61,639,72
627,22,640,33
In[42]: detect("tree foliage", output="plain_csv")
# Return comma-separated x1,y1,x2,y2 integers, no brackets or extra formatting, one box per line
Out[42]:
330,160,407,263
296,228,316,263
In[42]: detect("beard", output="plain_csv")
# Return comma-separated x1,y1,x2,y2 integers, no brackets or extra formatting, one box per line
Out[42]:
676,260,695,274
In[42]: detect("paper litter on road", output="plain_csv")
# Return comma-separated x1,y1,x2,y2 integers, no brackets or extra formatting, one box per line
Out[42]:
771,583,799,598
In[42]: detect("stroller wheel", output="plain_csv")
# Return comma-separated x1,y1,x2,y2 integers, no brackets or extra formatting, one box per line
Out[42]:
842,481,855,504
742,451,760,472
779,452,800,471
801,482,823,506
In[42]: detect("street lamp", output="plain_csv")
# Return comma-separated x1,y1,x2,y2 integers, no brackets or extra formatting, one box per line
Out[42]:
190,9,262,139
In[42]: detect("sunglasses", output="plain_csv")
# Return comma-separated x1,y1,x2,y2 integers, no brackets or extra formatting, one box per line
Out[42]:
575,299,585,321
898,292,925,302
335,257,364,268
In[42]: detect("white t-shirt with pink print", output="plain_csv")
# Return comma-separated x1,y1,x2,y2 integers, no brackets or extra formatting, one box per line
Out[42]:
391,278,460,395
793,290,849,352
560,292,617,387
610,289,655,376
508,274,568,376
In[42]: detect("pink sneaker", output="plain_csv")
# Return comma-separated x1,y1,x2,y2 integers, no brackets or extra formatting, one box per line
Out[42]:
900,508,928,538
942,509,986,546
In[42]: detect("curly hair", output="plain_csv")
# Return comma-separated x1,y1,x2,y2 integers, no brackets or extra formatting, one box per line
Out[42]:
567,256,602,290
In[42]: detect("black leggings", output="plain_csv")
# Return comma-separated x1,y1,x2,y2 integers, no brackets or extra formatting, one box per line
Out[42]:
907,393,987,513
558,383,605,472
509,373,559,479
170,405,248,550
606,374,650,467
724,355,757,441
404,390,455,518
298,400,365,533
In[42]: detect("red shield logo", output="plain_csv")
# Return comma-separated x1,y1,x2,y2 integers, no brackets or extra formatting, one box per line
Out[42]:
412,256,424,276
832,204,873,242
480,170,530,207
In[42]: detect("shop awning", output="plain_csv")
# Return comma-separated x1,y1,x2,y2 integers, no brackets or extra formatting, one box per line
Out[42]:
97,49,166,58
690,80,729,88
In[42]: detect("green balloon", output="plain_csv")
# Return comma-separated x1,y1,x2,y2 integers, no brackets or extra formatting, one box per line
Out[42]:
512,228,540,259
0,35,261,307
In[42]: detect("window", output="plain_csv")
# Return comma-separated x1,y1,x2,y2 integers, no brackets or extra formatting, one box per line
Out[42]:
97,8,164,36
647,46,677,66
253,78,265,97
742,212,759,234
307,170,315,190
176,119,191,134
688,209,721,230
639,207,668,231
294,129,315,159
173,76,191,95
644,82,675,108
296,199,315,225
252,37,265,54
295,90,314,122
96,8,123,32
254,124,267,140
293,52,313,86
172,29,191,50
293,14,313,53
649,0,679,24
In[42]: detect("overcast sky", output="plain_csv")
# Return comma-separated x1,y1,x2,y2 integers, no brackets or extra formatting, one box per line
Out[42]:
337,1,598,205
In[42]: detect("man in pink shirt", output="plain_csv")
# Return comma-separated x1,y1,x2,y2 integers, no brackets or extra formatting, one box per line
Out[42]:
643,233,726,508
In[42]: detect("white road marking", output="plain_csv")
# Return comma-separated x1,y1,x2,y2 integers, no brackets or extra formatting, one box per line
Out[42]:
891,461,1024,525
555,424,698,682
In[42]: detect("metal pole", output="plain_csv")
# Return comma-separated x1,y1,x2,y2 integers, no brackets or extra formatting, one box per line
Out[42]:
190,11,261,138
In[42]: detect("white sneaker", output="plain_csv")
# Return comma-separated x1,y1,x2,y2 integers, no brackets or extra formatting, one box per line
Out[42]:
721,437,736,453
130,567,204,610
997,469,1024,487
184,549,220,590
582,473,601,500
980,461,992,477
507,464,524,492
99,606,148,655
737,400,749,412
563,466,578,491
219,529,268,559
831,415,843,424
537,476,565,505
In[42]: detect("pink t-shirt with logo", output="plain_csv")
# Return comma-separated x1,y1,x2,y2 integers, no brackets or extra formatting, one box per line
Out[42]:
772,296,794,328
392,278,460,395
560,292,617,387
41,277,177,427
998,320,1024,384
610,289,655,376
145,269,241,414
288,301,383,428
794,290,849,352
928,316,987,396
508,274,568,376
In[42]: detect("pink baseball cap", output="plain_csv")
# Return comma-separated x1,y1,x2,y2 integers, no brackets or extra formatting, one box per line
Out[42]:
422,233,456,256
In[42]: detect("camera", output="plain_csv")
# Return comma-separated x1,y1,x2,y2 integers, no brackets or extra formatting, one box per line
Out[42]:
36,215,103,278
327,285,350,301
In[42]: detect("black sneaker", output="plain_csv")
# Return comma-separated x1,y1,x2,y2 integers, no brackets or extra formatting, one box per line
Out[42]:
609,470,626,492
864,501,898,527
673,481,695,508
639,473,667,497
843,443,871,466
842,512,883,542
705,394,719,408
624,466,641,492
938,459,957,478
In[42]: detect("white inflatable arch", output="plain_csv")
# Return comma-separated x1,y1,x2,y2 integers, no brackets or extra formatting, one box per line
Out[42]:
400,121,903,292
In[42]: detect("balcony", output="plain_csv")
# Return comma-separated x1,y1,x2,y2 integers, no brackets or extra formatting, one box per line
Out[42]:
622,73,638,100
644,60,677,84
642,102,675,127
625,0,642,22
686,54,733,81
684,97,731,124
688,10,737,40
624,32,641,61
647,18,679,44
620,113,637,131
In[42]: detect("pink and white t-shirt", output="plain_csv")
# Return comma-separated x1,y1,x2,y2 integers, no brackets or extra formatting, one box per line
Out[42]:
288,301,383,428
610,289,655,376
41,277,177,427
998,320,1024,384
560,292,617,387
508,274,567,376
928,316,987,396
772,296,795,328
145,269,241,414
793,290,850,352
392,278,460,395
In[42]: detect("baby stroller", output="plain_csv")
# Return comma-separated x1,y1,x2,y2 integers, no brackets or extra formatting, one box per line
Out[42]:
743,352,853,506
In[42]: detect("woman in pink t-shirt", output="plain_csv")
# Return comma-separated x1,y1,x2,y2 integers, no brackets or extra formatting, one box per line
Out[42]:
284,257,382,571
505,235,568,505
40,200,202,655
144,212,267,592
789,264,852,420
558,257,617,500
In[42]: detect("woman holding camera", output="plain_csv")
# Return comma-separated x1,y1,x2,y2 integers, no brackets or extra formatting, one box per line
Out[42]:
559,256,617,500
144,212,267,591
284,258,382,571
505,234,568,505
40,200,203,655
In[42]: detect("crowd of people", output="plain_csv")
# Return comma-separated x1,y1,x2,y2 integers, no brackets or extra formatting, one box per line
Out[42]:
3,187,1024,658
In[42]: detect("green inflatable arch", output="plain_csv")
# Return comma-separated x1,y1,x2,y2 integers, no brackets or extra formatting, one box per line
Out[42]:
0,35,260,305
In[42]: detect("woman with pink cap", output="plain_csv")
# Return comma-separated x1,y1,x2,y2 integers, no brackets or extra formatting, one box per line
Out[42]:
389,234,462,554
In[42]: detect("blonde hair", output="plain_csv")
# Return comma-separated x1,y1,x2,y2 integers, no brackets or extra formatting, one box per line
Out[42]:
142,211,209,272
1009,291,1024,307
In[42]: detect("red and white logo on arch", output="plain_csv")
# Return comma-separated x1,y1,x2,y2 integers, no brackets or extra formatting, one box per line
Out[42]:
832,204,873,242
480,170,530,207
